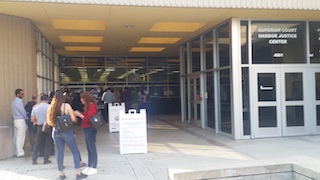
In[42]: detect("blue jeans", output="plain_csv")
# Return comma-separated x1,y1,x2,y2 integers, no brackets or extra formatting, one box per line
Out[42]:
84,128,97,168
53,128,80,171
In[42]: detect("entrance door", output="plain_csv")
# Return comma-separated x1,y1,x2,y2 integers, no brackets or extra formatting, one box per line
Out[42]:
252,68,306,138
311,68,320,133
189,76,201,127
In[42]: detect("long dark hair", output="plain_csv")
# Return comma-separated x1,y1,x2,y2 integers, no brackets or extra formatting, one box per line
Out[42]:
80,91,97,112
47,91,65,126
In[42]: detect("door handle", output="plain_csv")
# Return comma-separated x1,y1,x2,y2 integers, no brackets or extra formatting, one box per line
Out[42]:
260,85,273,90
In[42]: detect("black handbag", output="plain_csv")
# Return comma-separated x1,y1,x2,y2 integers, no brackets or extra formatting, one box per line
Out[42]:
57,104,74,132
41,122,53,133
89,111,105,130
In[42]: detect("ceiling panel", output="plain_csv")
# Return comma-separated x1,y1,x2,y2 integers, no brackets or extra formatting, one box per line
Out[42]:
1,1,319,57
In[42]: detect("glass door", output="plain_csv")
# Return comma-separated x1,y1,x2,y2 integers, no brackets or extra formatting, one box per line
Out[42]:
252,68,281,138
252,68,307,138
280,69,307,136
311,68,320,133
189,75,201,127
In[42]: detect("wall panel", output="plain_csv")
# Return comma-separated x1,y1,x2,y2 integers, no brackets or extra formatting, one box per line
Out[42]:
0,14,37,127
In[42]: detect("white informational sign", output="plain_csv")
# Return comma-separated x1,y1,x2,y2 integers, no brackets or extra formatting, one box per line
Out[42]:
119,109,147,155
108,103,125,133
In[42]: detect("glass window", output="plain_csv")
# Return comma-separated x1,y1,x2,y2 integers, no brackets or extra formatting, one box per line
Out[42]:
204,31,214,69
285,73,303,101
60,67,82,82
182,44,188,74
60,57,82,67
316,73,320,100
251,21,306,64
107,67,128,82
241,21,249,64
84,57,105,66
259,106,277,127
218,23,230,67
191,38,201,72
206,72,215,129
286,106,304,126
85,67,107,82
219,69,231,134
317,105,320,126
242,67,250,135
309,22,320,63
258,73,276,101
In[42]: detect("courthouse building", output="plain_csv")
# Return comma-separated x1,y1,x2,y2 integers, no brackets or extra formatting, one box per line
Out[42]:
1,0,320,159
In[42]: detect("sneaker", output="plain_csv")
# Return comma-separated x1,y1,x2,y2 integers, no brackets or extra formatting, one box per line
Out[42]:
76,172,87,179
85,168,97,175
81,167,91,174
32,161,38,165
57,174,66,180
43,160,52,164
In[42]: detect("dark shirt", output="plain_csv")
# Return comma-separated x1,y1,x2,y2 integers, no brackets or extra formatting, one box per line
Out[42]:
120,90,131,103
25,101,37,126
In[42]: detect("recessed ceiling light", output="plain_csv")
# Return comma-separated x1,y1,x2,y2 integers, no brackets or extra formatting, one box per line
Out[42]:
118,39,124,42
129,47,165,53
138,37,181,44
65,46,101,52
150,22,206,32
60,36,103,43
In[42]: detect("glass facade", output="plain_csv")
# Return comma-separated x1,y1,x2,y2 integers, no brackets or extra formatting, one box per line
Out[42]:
36,31,57,94
181,19,320,139
218,24,230,67
191,38,201,72
59,56,180,110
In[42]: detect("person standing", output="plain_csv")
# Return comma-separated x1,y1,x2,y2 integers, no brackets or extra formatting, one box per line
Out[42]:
120,87,131,112
113,87,121,103
11,88,29,158
101,88,115,123
74,92,98,175
31,94,52,165
24,94,38,152
130,87,139,111
47,91,87,180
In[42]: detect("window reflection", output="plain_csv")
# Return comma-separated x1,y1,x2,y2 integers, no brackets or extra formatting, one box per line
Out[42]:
309,22,320,63
59,56,180,100
191,38,201,72
204,31,214,69
218,23,230,67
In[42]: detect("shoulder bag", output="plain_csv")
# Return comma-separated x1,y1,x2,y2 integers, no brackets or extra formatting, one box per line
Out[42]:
89,111,105,130
57,103,74,132
41,122,53,133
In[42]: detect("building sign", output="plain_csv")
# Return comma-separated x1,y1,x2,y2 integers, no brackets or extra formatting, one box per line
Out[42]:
251,21,306,64
257,27,297,45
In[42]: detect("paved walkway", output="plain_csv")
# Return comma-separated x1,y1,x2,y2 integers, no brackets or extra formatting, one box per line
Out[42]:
1,115,320,179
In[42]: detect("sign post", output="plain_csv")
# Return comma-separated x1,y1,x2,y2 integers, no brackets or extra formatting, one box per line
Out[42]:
119,109,147,154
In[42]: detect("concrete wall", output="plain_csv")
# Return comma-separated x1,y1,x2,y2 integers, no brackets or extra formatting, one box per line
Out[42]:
0,14,37,159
